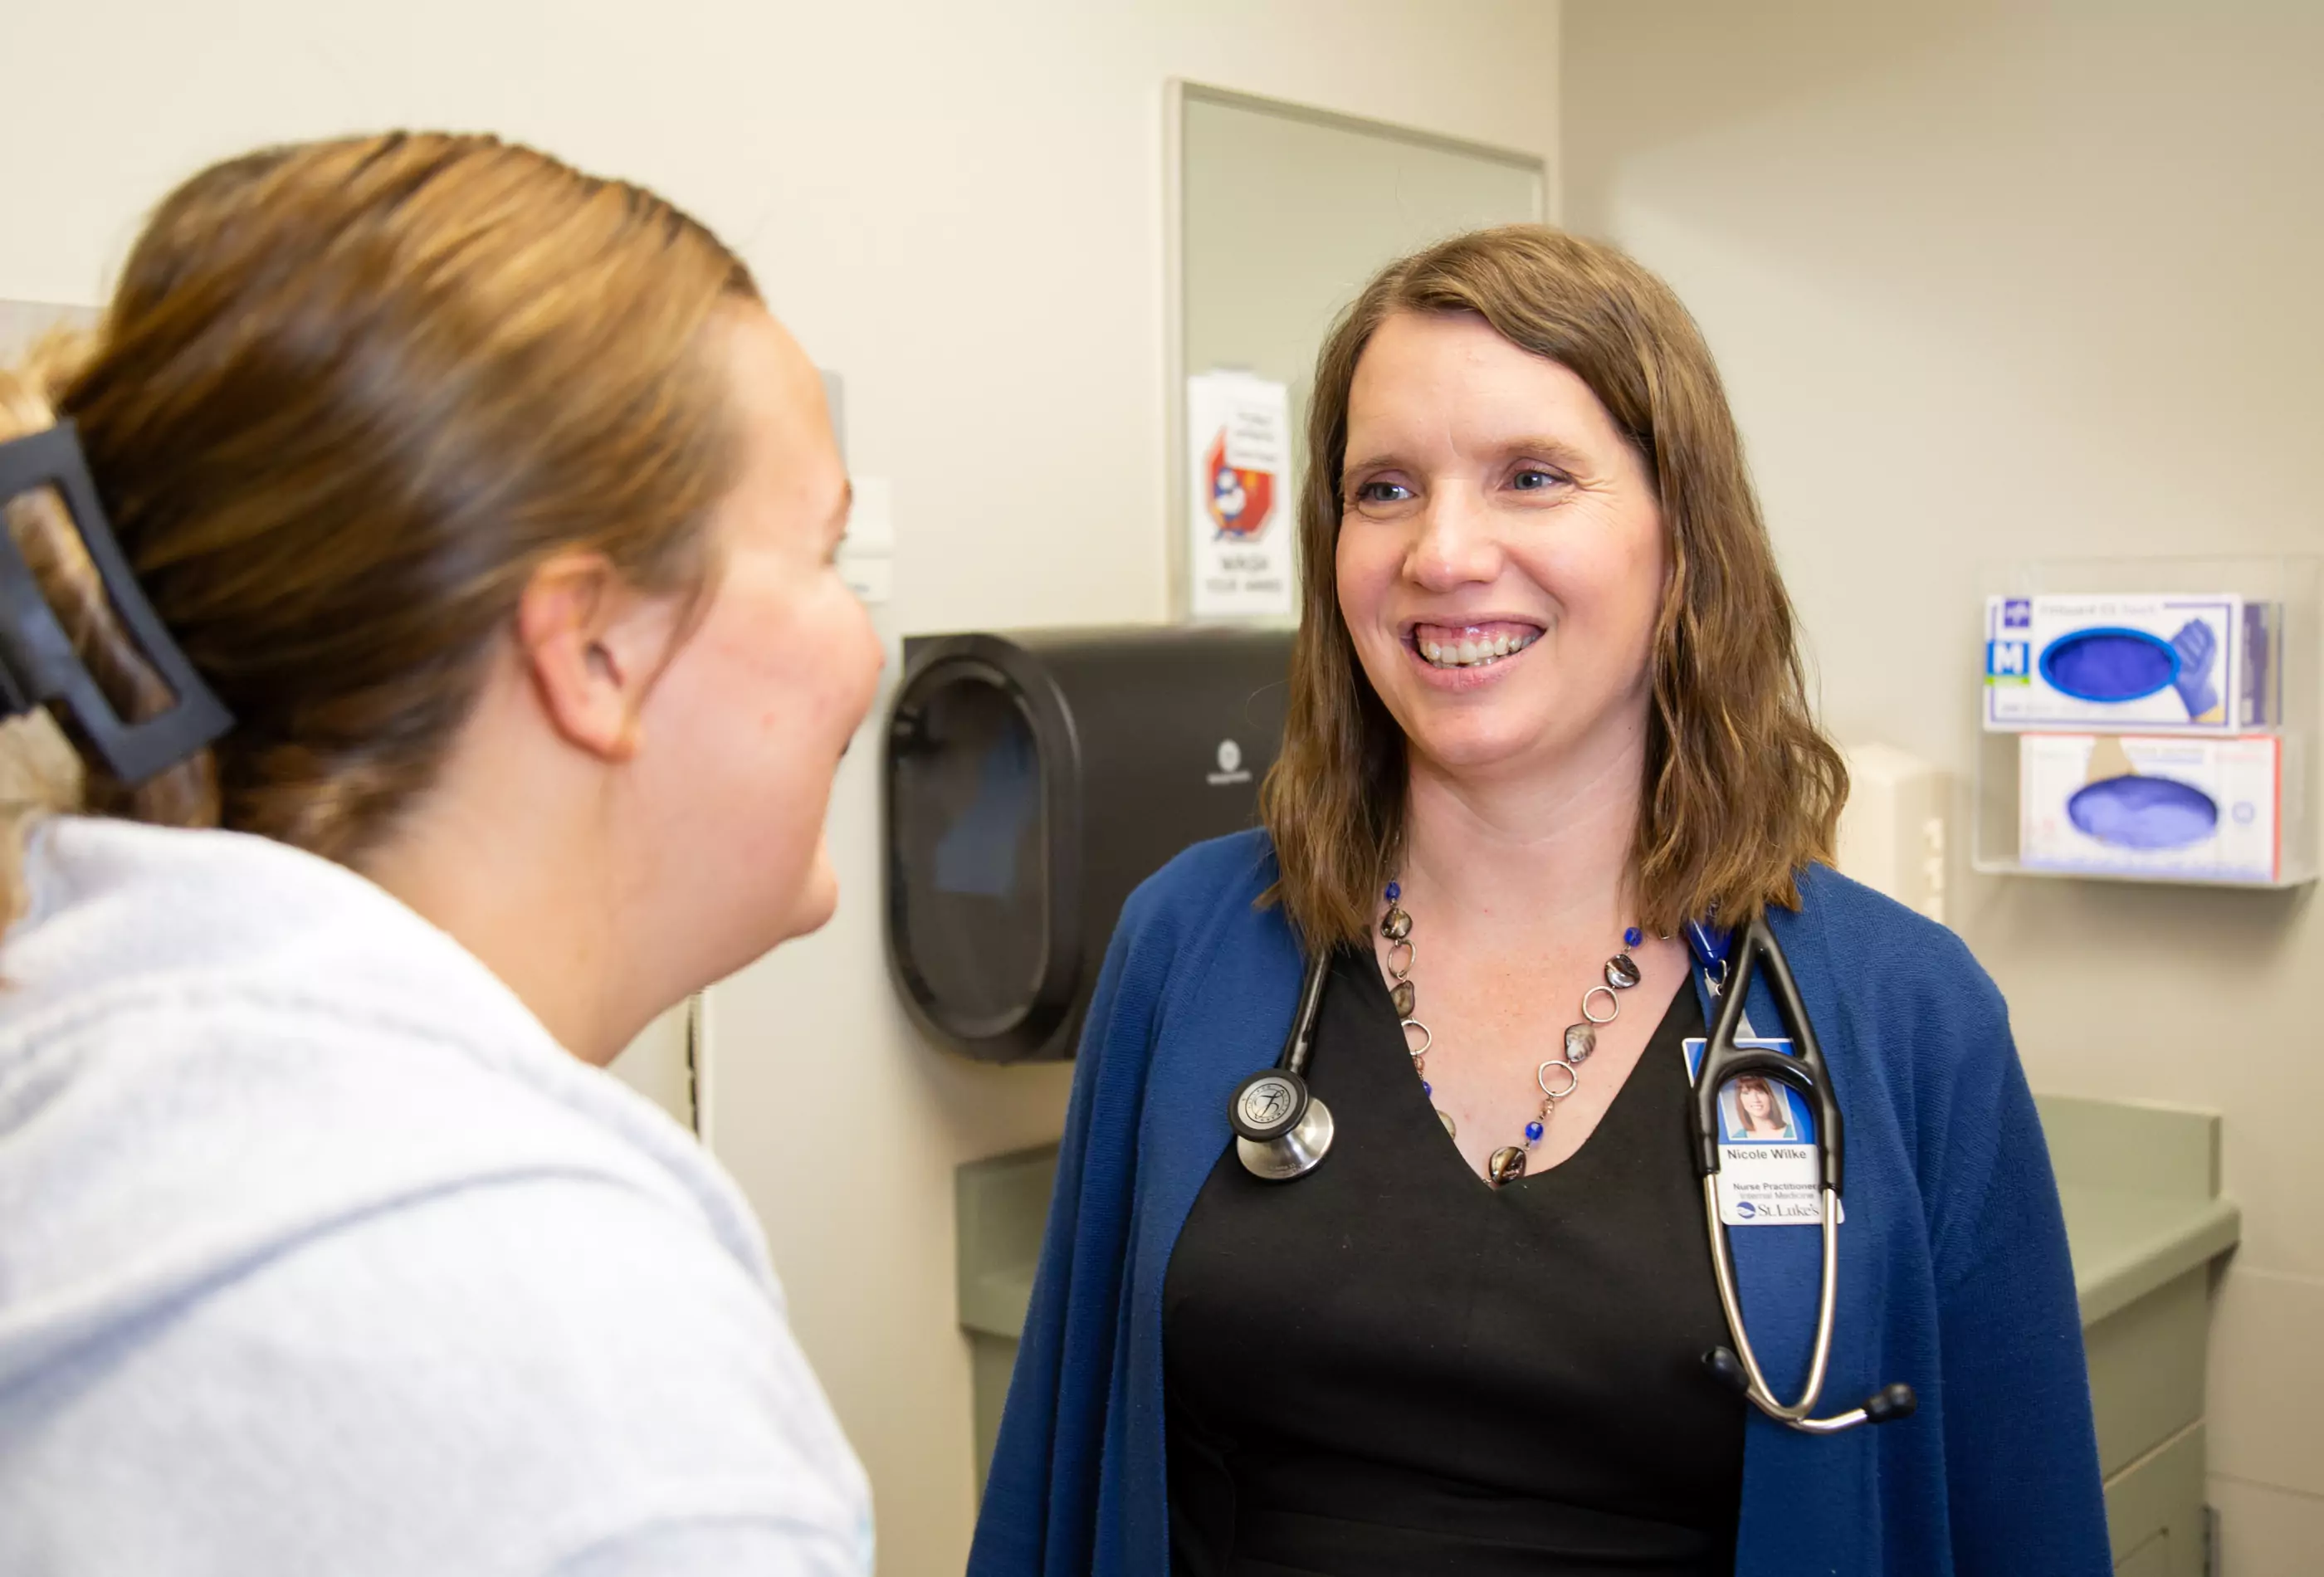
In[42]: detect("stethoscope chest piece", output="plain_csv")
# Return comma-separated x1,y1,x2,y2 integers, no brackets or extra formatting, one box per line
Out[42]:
1230,1067,1335,1181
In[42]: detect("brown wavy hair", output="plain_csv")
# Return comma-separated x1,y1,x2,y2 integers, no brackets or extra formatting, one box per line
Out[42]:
1259,225,1846,945
0,133,757,921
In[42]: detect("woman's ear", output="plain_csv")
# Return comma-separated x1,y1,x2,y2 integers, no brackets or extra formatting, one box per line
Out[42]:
515,551,675,762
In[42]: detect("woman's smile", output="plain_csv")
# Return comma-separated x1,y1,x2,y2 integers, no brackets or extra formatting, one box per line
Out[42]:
1401,617,1546,690
1407,618,1544,668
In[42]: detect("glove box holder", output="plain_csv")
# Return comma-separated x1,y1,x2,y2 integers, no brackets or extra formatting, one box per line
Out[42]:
1970,554,2319,889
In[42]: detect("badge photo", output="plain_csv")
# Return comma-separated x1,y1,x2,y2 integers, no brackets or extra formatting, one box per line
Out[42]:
1720,1070,1809,1143
1682,1036,1838,1228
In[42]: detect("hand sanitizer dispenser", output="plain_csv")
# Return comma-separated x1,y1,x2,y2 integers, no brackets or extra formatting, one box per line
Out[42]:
883,625,1291,1062
1835,742,1949,925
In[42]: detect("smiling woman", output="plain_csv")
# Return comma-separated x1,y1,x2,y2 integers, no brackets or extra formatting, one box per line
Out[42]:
1339,311,1669,780
971,226,2111,1577
1267,225,1847,950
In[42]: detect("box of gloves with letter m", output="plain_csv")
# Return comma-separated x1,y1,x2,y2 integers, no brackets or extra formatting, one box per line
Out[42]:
1970,561,2317,890
1983,593,2278,733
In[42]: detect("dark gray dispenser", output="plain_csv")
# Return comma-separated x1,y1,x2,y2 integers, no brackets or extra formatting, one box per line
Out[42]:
883,624,1291,1063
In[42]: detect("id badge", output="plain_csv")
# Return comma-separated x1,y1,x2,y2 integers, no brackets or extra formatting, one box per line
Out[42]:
1682,1037,1842,1228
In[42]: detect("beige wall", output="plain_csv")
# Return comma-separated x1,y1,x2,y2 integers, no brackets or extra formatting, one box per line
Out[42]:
2,4,1562,1570
1565,3,2322,1568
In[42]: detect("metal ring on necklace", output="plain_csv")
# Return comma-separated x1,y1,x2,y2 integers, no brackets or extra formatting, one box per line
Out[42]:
1581,984,1620,1024
1537,1058,1580,1101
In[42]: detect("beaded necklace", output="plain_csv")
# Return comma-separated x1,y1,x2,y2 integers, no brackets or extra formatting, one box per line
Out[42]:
1379,880,1645,1188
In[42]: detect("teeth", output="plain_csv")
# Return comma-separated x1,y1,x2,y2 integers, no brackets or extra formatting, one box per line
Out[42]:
1418,629,1539,669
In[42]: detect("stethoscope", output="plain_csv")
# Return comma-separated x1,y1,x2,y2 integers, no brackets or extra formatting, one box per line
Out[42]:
1225,912,1918,1435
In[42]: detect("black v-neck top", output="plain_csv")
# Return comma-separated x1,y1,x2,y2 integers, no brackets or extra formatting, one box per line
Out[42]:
1161,947,1744,1577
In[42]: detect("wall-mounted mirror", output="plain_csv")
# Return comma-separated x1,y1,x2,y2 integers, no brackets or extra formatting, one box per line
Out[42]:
1168,84,1546,619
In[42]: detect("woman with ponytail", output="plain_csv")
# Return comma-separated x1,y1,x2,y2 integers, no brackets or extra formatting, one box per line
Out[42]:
0,134,880,1575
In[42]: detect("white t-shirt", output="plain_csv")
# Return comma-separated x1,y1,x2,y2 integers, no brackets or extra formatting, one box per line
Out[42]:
0,817,873,1575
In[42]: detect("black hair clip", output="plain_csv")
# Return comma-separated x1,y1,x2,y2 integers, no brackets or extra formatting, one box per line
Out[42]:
0,422,232,784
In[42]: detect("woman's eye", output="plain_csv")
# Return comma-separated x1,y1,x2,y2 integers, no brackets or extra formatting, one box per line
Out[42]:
1511,467,1566,491
1352,480,1412,505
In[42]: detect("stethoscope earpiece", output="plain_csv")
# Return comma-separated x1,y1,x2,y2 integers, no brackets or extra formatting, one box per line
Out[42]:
1864,1383,1919,1424
1703,1348,1916,1430
1702,1345,1751,1395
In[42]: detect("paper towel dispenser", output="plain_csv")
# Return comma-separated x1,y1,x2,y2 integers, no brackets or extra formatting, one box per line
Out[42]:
883,625,1291,1062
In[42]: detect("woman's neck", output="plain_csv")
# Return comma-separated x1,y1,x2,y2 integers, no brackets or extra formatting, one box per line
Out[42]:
1400,717,1648,942
355,676,663,1068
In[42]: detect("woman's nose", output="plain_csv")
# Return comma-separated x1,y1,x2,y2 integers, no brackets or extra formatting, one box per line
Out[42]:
1405,486,1501,590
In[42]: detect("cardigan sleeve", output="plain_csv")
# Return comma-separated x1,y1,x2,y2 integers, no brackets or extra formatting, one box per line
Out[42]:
1919,950,2112,1575
967,886,1169,1577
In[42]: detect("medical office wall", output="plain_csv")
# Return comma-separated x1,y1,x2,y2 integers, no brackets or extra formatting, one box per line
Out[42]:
1564,4,2323,1570
0,4,1561,1571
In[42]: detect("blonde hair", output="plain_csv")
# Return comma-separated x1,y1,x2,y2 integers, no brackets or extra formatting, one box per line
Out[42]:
1260,225,1846,945
0,133,758,922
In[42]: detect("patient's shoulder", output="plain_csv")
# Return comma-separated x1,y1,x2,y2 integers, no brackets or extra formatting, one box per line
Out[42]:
7,1177,869,1574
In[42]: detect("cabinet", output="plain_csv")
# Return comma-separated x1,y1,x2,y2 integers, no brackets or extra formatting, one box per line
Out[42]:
2038,1095,2240,1575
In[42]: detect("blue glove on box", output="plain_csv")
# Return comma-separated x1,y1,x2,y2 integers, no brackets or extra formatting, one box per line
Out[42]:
2170,618,2219,720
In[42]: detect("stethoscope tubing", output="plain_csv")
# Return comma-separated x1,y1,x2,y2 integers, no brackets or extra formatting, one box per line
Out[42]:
1703,1178,1842,1424
1691,914,1913,1433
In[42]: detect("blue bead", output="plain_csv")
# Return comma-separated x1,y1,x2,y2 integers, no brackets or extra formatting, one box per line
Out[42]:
1526,1120,1544,1142
1385,881,1402,901
1624,925,1643,948
1421,1081,1433,1097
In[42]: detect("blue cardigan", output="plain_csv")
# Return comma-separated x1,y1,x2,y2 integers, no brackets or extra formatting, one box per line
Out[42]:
969,832,2109,1576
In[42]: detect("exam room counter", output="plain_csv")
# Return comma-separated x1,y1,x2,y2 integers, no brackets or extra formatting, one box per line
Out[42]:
2038,1095,2240,1577
956,1094,2240,1576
